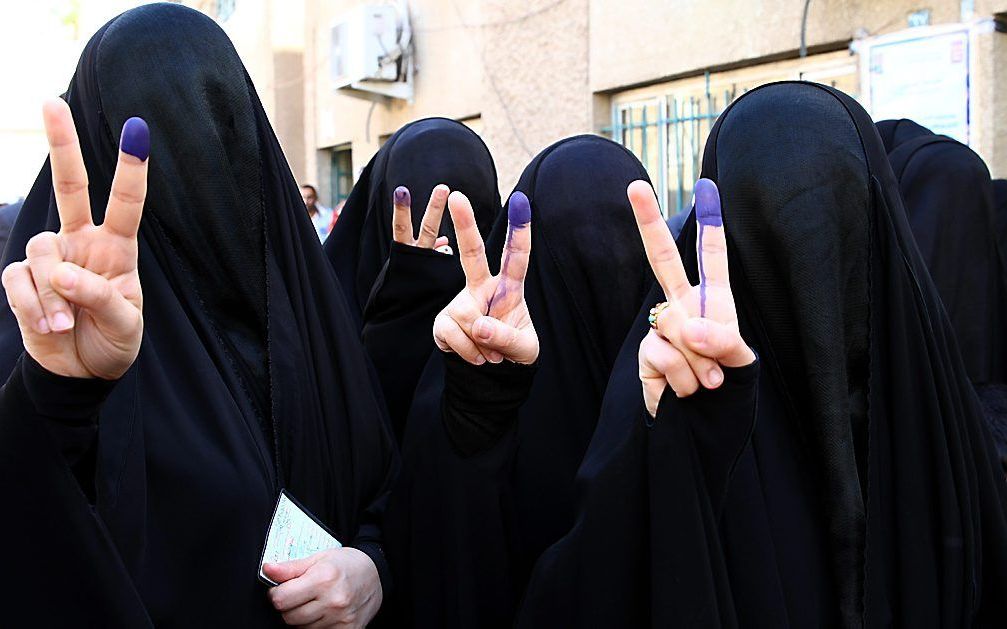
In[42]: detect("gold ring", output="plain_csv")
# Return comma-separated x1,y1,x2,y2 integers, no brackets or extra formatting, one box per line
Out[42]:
648,302,670,330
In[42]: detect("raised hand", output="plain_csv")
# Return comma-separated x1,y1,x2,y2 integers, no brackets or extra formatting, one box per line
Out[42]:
392,184,451,253
433,191,538,365
0,98,147,380
629,179,755,416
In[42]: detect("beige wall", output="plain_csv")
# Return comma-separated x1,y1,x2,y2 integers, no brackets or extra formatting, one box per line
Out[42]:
304,0,486,200
291,0,1007,203
589,0,963,92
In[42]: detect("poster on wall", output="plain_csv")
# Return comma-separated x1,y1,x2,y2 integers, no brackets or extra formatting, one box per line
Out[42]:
865,28,970,144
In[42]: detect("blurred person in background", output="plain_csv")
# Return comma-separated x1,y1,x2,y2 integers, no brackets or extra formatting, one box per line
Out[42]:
301,183,333,241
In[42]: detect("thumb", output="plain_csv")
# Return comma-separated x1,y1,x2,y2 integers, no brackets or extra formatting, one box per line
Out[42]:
472,316,538,364
49,262,139,334
680,318,755,368
262,554,318,584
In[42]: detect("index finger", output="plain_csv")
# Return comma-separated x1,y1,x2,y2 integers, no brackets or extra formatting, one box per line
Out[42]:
103,117,149,238
447,190,490,286
391,186,414,244
42,98,93,232
627,180,690,299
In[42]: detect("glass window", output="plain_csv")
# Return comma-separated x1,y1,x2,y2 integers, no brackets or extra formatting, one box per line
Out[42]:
329,146,353,208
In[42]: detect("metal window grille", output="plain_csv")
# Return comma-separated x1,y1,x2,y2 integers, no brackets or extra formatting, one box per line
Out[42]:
607,74,737,217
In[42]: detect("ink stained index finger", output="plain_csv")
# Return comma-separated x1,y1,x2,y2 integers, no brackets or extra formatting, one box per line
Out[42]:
119,117,150,161
695,178,721,318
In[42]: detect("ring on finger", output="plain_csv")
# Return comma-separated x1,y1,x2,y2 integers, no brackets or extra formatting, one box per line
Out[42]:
648,301,670,330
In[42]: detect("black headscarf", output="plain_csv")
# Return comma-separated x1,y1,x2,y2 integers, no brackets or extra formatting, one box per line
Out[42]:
0,5,395,625
324,118,499,324
885,131,1007,385
385,135,652,627
520,82,1007,627
875,117,932,153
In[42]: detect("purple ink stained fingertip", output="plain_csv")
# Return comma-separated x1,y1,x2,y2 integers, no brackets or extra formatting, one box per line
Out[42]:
694,178,723,227
508,191,531,226
120,117,149,161
393,186,410,205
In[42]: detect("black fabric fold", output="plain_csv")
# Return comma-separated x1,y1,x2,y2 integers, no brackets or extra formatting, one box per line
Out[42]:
884,130,1007,385
362,241,465,439
441,352,538,457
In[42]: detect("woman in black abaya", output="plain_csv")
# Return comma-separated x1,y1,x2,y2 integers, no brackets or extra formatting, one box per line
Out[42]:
385,136,652,627
882,126,1007,387
325,118,499,436
0,5,395,627
518,82,1007,627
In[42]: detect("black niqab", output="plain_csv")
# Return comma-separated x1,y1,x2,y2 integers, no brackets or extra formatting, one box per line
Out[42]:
875,117,932,153
324,118,499,324
520,82,1007,628
885,131,1007,385
0,5,396,626
386,135,652,627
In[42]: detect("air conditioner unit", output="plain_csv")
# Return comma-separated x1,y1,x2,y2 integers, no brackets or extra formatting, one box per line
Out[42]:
330,3,413,100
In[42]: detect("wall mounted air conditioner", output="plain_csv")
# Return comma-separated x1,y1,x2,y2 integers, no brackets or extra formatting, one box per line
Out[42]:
330,2,413,101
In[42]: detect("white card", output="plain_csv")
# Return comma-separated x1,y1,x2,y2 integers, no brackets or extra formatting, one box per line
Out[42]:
258,490,342,586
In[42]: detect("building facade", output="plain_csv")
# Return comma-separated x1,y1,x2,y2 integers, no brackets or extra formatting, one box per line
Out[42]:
198,0,1007,216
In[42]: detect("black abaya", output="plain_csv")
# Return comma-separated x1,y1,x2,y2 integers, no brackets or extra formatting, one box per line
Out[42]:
884,131,1007,386
324,118,499,437
384,135,653,627
519,82,1007,628
0,5,396,626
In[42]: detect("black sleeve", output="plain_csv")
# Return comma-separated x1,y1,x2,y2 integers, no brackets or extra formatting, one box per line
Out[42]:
2,353,116,486
361,243,464,439
441,352,538,457
656,356,760,515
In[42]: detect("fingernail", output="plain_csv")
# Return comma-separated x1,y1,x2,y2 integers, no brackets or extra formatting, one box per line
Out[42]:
54,265,77,289
488,351,503,364
474,318,493,341
683,319,706,344
36,318,51,334
51,311,73,331
474,355,487,365
709,369,723,387
120,117,150,161
694,178,722,227
394,186,410,206
434,185,449,199
508,191,531,226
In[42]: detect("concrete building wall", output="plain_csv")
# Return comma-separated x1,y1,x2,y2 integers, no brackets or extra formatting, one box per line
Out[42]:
198,0,1007,208
303,0,487,201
